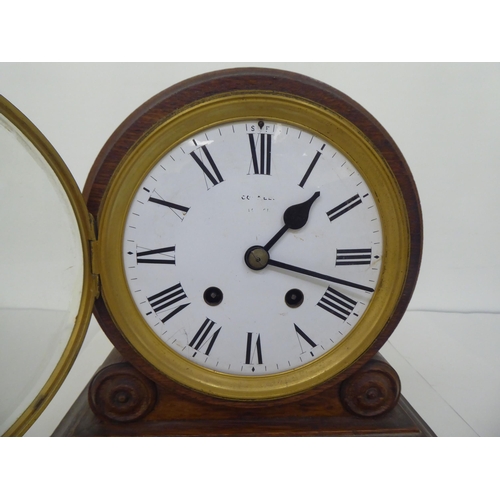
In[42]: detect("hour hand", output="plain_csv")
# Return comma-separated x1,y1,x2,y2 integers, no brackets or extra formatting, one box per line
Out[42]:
263,191,320,251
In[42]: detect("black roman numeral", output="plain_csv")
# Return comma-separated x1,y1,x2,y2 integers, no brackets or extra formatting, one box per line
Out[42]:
189,318,221,356
136,246,175,265
336,248,372,266
147,283,190,323
190,146,224,186
298,144,325,187
245,332,263,365
317,287,356,321
248,133,272,175
148,197,190,218
294,324,317,353
326,194,362,221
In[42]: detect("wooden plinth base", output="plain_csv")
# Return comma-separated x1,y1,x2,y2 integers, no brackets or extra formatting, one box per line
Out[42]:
53,350,434,437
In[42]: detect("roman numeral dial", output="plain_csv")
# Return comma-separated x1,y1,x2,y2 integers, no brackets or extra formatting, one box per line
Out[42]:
136,246,176,265
148,196,190,216
147,283,190,324
121,118,384,379
336,248,372,266
190,145,224,186
317,287,357,321
248,132,272,175
189,318,221,356
327,194,362,221
294,324,317,354
299,144,325,187
245,332,263,366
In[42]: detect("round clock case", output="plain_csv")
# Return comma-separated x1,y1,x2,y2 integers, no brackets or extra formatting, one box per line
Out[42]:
85,68,422,403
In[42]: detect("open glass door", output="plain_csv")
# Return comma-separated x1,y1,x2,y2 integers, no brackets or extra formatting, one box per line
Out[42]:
0,96,95,436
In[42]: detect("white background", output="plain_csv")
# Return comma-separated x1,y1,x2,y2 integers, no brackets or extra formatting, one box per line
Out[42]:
1,62,500,439
2,0,500,493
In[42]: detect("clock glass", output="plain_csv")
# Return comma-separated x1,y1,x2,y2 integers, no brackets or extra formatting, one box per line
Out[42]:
0,96,93,436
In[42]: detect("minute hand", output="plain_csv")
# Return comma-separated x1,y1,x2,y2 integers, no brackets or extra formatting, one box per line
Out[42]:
267,259,375,293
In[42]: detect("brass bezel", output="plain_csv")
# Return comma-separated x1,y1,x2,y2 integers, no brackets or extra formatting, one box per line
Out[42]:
0,95,95,435
97,93,410,400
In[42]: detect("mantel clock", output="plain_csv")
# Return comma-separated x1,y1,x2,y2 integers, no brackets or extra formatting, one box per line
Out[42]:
0,68,429,436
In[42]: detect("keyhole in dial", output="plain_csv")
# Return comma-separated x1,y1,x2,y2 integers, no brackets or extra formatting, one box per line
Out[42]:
204,286,224,306
285,288,304,308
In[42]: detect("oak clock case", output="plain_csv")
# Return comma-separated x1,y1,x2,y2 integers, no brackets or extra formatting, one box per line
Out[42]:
0,68,422,435
88,70,421,403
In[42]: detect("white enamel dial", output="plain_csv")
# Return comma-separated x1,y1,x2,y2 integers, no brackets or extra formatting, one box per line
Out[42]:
122,120,383,376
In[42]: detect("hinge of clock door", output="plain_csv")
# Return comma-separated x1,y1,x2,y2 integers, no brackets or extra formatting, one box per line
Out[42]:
88,212,101,299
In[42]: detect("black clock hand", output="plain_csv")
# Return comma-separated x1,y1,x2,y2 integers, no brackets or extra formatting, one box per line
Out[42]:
263,191,320,251
267,258,375,293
